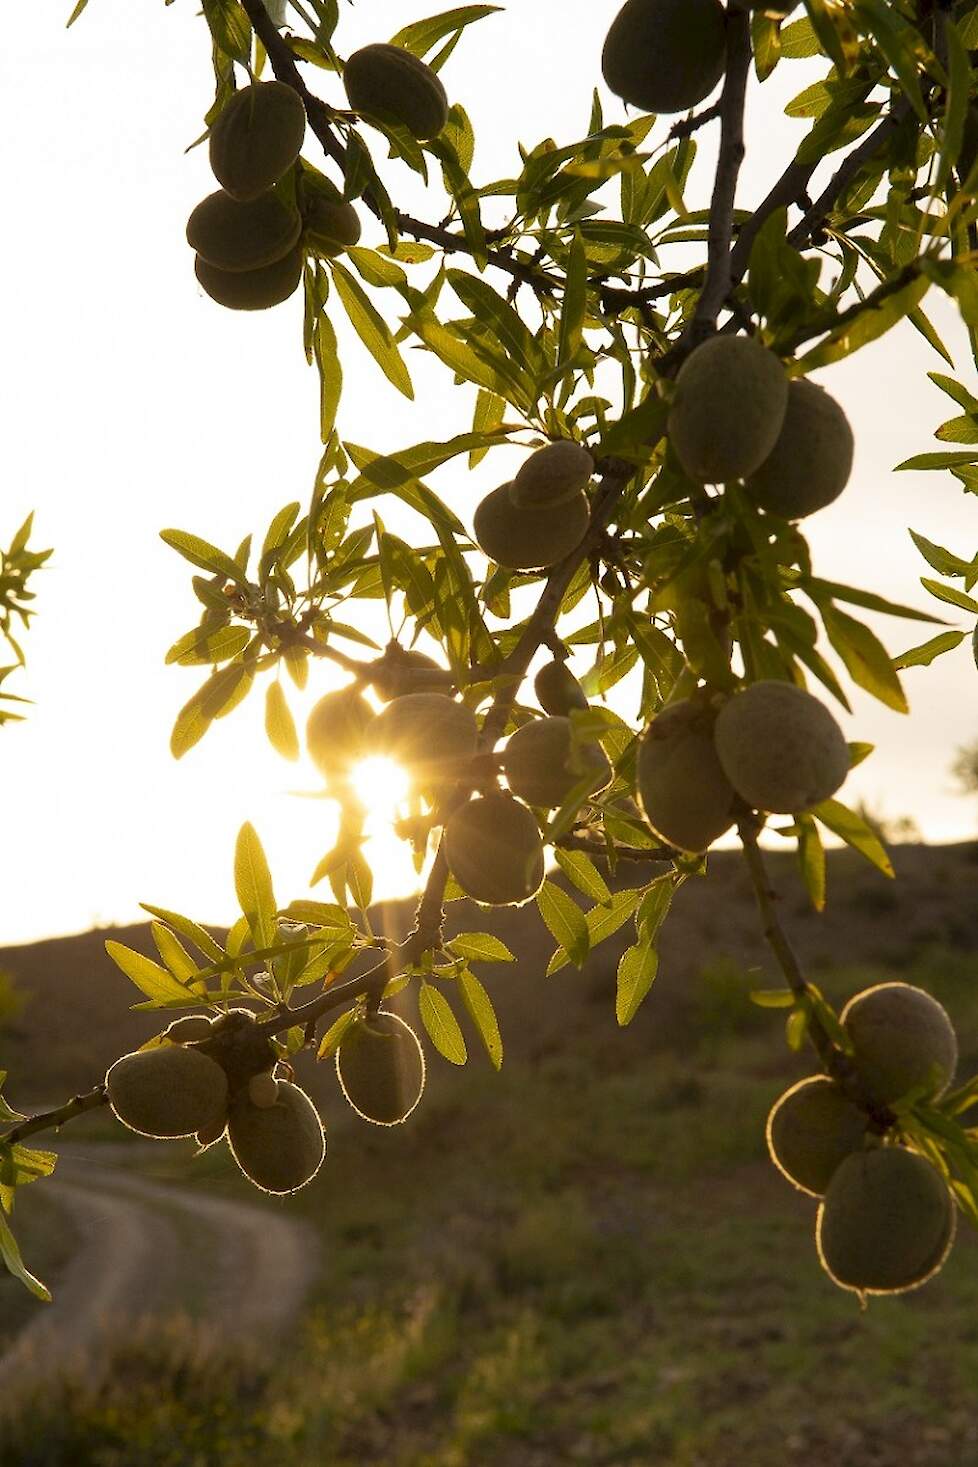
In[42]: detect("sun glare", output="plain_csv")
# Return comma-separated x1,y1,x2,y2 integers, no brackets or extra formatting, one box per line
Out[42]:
348,755,411,823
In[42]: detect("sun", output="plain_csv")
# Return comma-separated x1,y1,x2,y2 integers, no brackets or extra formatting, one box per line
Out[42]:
348,755,411,823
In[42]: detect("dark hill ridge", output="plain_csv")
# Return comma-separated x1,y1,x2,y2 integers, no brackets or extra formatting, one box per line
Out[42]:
2,843,976,1108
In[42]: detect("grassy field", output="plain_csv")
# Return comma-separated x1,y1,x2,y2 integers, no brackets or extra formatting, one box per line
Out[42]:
5,921,978,1467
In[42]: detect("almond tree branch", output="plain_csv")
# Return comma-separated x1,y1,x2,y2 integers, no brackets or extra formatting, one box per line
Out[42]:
785,101,911,247
689,4,753,338
738,817,894,1127
2,1086,109,1146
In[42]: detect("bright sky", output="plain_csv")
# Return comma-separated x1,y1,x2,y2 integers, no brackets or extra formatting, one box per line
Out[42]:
2,1,976,947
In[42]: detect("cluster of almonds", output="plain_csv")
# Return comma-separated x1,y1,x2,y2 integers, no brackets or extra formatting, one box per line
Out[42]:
473,441,596,571
667,334,854,518
187,81,311,311
767,982,960,1295
183,40,450,312
105,1004,427,1193
636,680,851,855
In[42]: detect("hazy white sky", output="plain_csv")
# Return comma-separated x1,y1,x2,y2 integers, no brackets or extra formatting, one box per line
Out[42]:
1,1,976,947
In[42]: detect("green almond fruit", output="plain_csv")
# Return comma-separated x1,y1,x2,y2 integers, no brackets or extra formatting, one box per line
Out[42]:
474,484,590,571
371,648,450,702
209,81,307,202
187,190,301,273
746,379,854,519
503,716,610,809
766,1075,869,1198
194,247,303,311
336,1012,426,1126
364,693,479,786
444,792,545,906
668,336,789,485
841,982,958,1108
510,441,594,509
106,1045,228,1139
306,686,375,780
533,660,589,717
344,43,449,141
602,0,726,115
228,1081,325,1194
816,1148,956,1295
714,680,849,815
636,698,735,854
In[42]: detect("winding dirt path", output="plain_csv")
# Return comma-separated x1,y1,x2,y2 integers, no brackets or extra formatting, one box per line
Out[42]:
0,1145,321,1402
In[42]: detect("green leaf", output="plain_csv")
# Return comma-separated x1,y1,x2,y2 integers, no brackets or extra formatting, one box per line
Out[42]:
635,879,673,946
66,0,91,24
165,625,250,667
265,681,300,761
313,307,343,444
170,664,254,759
418,982,467,1065
749,988,798,1009
448,932,515,964
0,1143,57,1210
909,530,975,578
596,394,668,461
798,272,930,371
893,630,966,668
408,311,528,405
895,450,978,472
447,271,542,382
556,229,587,372
796,813,826,912
616,941,658,1026
202,0,251,62
553,848,612,905
537,881,589,967
317,1007,361,1061
0,1210,50,1301
390,5,501,57
812,798,894,878
159,529,244,583
821,606,908,712
234,822,277,951
105,941,195,1005
140,906,224,964
920,577,978,615
331,261,413,398
150,923,201,986
458,969,503,1069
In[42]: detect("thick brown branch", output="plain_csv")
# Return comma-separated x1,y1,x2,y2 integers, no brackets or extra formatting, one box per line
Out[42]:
690,5,753,336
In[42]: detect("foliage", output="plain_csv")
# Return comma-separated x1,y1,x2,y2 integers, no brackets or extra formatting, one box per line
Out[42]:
0,515,51,728
3,0,978,1310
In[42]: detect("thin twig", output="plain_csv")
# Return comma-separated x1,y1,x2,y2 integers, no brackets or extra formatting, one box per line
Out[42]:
557,833,673,863
2,1087,109,1146
669,100,723,141
786,102,910,248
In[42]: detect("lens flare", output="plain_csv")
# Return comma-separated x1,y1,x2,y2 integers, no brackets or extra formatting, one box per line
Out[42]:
348,755,410,822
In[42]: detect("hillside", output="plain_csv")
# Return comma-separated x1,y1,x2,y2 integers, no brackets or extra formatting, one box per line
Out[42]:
2,841,977,1107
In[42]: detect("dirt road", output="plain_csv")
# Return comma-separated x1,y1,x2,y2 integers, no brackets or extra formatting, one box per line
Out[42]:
0,1144,321,1400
